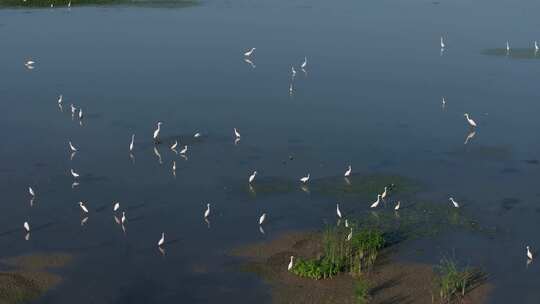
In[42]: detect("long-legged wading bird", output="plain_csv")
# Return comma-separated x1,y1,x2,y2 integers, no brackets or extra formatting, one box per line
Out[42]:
71,169,80,179
440,36,445,49
370,194,381,208
344,165,352,177
29,187,35,197
234,128,241,139
300,173,310,184
113,202,120,212
449,197,460,208
464,113,477,128
244,48,256,57
249,171,257,183
527,246,534,260
301,57,307,69
259,213,266,225
24,221,30,232
79,201,89,213
158,232,165,247
288,256,294,271
394,201,401,210
204,203,211,218
129,134,135,152
69,141,77,152
153,122,163,143
336,203,342,218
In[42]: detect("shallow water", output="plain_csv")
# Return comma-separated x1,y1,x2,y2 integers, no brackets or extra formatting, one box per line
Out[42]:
0,0,540,302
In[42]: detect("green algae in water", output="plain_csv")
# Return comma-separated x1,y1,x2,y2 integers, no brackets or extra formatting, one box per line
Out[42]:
481,48,540,60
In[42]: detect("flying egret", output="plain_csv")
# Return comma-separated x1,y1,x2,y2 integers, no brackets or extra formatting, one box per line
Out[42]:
440,36,445,49
158,232,165,247
129,134,135,152
394,201,401,211
204,203,211,218
291,66,297,78
23,221,30,232
171,140,178,151
344,165,352,177
370,195,381,208
121,212,126,224
248,171,257,184
288,256,294,271
336,203,342,218
300,173,310,184
194,132,201,138
70,169,80,179
69,141,77,152
153,122,163,143
29,187,35,197
347,228,353,241
301,57,307,69
79,201,89,213
113,202,120,212
179,145,188,154
527,246,534,260
244,48,256,57
449,197,460,208
234,128,241,138
464,113,477,128
259,213,266,225
58,95,63,104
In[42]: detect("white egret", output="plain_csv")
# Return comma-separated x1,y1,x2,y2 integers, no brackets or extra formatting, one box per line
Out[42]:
336,203,342,218
23,221,30,232
158,232,165,247
300,173,310,184
234,128,241,138
535,41,539,52
291,66,296,78
29,187,35,197
347,228,353,241
464,113,477,128
69,141,77,152
442,97,446,107
129,134,135,152
344,219,349,228
370,194,381,208
121,212,126,224
179,145,188,154
113,202,120,212
249,171,257,183
68,1,71,7
70,169,80,178
78,108,83,120
204,203,211,218
153,122,163,143
301,56,307,69
172,161,176,171
440,36,445,49
171,140,178,151
244,48,256,57
288,256,294,271
259,213,266,225
449,197,460,208
79,201,89,213
381,186,388,201
25,59,35,66
344,165,352,177
194,132,201,138
289,83,293,95
506,41,510,52
527,246,534,260
70,104,76,115
58,94,63,104
394,201,401,211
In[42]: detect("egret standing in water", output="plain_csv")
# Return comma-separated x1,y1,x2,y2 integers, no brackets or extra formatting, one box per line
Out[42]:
244,48,256,57
464,113,477,128
129,134,135,152
288,256,294,271
121,212,126,224
344,165,352,177
291,66,297,78
249,171,257,184
58,94,63,104
153,122,163,143
23,221,30,232
179,145,188,155
204,203,211,218
370,194,381,208
29,187,35,197
234,128,241,139
70,169,80,179
440,36,445,49
506,41,510,53
79,201,89,213
259,213,266,225
442,97,446,107
535,41,539,52
347,228,353,241
301,57,307,70
69,141,77,152
449,197,460,208
527,246,534,260
172,161,176,172
158,232,165,247
171,140,178,151
336,203,342,218
78,108,83,120
113,202,120,212
300,173,310,184
394,201,401,211
194,132,202,138
381,186,388,201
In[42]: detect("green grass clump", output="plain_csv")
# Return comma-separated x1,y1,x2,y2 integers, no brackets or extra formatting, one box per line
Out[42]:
434,257,484,303
291,256,341,280
355,276,370,304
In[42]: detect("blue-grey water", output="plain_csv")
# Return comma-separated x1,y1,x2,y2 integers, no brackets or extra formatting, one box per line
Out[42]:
1,0,540,302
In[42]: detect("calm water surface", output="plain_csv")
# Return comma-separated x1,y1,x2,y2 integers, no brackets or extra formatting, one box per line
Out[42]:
0,0,540,302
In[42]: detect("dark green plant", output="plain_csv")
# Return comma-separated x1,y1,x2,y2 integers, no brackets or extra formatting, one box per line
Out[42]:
292,257,340,280
355,276,370,304
434,257,484,303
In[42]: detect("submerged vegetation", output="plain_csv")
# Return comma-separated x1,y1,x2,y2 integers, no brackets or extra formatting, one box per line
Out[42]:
433,257,485,303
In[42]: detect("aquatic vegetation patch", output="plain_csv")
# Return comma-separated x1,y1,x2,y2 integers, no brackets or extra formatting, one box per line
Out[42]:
433,257,485,303
354,276,370,304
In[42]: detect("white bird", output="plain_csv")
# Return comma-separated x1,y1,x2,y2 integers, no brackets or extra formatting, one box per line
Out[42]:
440,36,445,49
129,134,135,152
344,219,349,228
153,122,163,143
58,95,63,104
291,66,297,78
527,246,534,260
394,201,401,211
506,41,510,52
194,132,202,138
442,97,446,107
344,165,352,177
259,213,266,225
68,1,71,7
381,186,388,200
336,203,342,218
113,202,120,212
171,140,178,151
347,228,353,241
78,108,83,120
449,197,460,208
25,60,35,66
249,171,257,183
288,256,294,271
234,128,241,138
179,145,188,154
289,82,293,95
69,141,77,152
70,104,76,115
535,41,539,52
121,211,126,224
172,161,176,171
370,195,381,208
70,169,80,179
23,221,30,232
158,232,165,247
28,187,35,197
301,56,307,69
79,201,89,213
244,48,256,57
464,113,477,128
204,203,211,218
300,173,310,184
